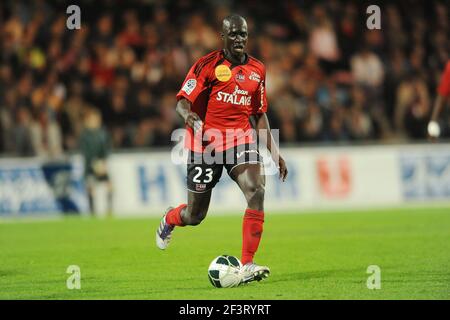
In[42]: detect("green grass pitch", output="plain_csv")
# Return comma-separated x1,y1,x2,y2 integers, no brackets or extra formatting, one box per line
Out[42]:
1,207,449,299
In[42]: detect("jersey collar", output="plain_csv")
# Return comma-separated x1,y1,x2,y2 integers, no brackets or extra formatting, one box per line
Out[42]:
221,49,249,69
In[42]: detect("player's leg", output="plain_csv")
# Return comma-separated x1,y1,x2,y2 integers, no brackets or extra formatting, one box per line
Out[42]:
183,190,212,225
87,185,95,215
165,189,212,226
229,162,270,282
230,162,265,211
86,174,95,216
168,160,221,226
106,179,113,217
230,162,265,262
156,158,222,249
156,188,213,250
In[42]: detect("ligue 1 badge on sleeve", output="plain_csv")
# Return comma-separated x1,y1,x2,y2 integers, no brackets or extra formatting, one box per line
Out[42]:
215,65,232,82
182,79,197,95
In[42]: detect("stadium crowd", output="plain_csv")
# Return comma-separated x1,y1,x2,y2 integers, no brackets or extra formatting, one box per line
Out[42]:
0,0,448,158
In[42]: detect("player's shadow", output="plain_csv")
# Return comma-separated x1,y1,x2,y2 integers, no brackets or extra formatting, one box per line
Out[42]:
0,269,19,277
270,268,364,284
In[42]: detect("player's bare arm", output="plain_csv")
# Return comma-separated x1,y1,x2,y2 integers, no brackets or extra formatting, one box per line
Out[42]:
428,95,447,139
250,113,288,181
430,95,447,123
176,98,203,132
428,61,450,139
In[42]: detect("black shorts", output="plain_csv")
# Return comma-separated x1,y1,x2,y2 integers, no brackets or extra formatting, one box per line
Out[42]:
187,143,263,193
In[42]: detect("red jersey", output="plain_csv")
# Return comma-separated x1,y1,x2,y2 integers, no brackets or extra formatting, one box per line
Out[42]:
176,50,267,152
437,60,450,97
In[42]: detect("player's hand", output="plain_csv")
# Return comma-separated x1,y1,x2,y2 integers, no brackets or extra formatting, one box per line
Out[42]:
278,156,288,182
185,112,203,134
427,121,440,142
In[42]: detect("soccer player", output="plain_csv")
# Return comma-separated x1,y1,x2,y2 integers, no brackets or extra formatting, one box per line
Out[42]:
79,108,113,216
428,60,450,138
156,14,288,284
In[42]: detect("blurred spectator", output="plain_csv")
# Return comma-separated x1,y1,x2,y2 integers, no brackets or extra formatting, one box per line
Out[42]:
0,90,16,153
13,107,34,156
325,106,349,142
30,109,63,158
351,46,391,138
79,107,112,215
0,0,448,159
309,4,340,73
60,81,89,150
346,86,374,140
133,88,160,147
183,14,218,52
300,103,324,142
351,46,384,88
395,74,431,139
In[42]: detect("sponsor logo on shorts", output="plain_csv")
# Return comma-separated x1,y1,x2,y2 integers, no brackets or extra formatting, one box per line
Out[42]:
237,149,259,159
196,183,207,191
182,79,197,95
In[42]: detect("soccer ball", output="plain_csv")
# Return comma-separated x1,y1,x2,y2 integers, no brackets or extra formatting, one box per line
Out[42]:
208,255,242,288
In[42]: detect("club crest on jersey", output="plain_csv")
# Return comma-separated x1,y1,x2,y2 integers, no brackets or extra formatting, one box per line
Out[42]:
182,79,197,95
249,72,261,83
215,64,232,82
235,71,245,82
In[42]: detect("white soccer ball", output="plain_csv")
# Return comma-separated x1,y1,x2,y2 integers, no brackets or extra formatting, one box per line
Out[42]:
208,255,242,288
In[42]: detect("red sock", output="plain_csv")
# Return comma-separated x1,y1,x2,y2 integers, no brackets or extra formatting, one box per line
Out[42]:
241,208,264,265
165,204,187,226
